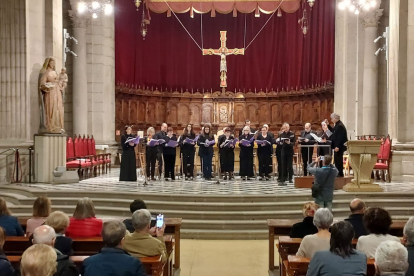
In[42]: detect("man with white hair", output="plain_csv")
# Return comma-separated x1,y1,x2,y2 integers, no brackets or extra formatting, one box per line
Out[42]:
403,217,414,276
298,123,315,176
32,225,78,276
324,113,348,177
123,209,167,263
375,241,409,276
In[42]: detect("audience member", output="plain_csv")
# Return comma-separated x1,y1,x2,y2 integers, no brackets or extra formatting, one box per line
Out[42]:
357,207,400,258
123,199,156,234
0,197,24,236
45,211,73,256
344,198,368,239
21,244,57,276
33,225,78,276
82,220,146,276
308,155,338,211
0,227,15,276
27,196,52,236
289,202,319,238
307,221,367,276
297,208,333,258
66,197,102,238
375,241,408,276
403,217,414,276
123,209,167,263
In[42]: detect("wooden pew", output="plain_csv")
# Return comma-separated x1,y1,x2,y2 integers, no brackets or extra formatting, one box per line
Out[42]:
18,217,182,269
267,218,406,271
286,255,376,276
7,255,164,276
4,236,174,276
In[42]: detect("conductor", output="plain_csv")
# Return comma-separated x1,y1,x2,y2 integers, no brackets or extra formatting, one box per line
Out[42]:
324,113,348,177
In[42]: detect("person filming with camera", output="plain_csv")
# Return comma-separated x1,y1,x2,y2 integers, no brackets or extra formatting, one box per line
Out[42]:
308,155,338,211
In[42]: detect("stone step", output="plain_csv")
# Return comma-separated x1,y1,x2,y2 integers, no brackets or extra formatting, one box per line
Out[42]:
8,195,414,212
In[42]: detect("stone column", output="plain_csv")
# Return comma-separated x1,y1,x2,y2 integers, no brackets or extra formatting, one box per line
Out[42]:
361,8,383,135
69,12,88,136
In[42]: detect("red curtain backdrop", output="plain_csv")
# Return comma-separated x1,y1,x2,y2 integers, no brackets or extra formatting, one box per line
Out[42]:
115,0,335,92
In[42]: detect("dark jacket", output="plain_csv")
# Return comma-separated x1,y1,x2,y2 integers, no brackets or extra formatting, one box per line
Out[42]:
327,120,348,151
0,215,24,236
154,131,166,153
163,135,177,156
0,251,14,276
344,214,368,239
55,249,79,276
55,235,74,256
299,130,316,146
289,216,318,238
406,245,414,276
124,217,156,233
82,247,146,276
308,162,338,201
197,135,215,156
279,131,295,152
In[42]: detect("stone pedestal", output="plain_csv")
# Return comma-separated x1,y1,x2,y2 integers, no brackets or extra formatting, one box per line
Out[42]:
34,134,66,183
343,140,383,192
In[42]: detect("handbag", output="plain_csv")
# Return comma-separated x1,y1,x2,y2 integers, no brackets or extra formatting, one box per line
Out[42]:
311,167,333,198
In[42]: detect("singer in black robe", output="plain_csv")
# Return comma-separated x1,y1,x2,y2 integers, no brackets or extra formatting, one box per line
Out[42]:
256,127,273,180
239,128,255,179
279,124,296,184
119,126,137,181
298,124,316,176
197,124,214,180
218,128,235,180
144,127,157,180
163,127,177,180
180,124,196,180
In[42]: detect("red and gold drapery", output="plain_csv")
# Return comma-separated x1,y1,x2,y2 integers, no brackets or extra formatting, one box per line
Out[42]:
145,0,301,16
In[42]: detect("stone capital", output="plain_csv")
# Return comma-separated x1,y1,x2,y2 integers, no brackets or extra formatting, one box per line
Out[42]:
361,9,384,28
68,10,88,28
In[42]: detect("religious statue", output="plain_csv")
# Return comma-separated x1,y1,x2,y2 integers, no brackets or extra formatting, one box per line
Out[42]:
58,67,68,103
219,105,228,123
38,57,65,134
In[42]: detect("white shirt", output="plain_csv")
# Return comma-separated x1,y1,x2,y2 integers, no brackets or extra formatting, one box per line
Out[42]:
356,233,401,258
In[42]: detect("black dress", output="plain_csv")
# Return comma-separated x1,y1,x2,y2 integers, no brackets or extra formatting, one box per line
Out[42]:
256,134,273,177
239,134,254,177
119,134,137,181
218,134,235,172
163,135,177,180
197,135,215,179
180,133,196,177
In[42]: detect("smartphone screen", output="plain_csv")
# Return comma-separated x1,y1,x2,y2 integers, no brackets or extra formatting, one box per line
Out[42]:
320,156,324,161
156,214,164,228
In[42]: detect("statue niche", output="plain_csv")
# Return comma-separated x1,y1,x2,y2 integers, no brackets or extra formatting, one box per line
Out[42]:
202,105,213,123
282,103,291,123
219,104,228,123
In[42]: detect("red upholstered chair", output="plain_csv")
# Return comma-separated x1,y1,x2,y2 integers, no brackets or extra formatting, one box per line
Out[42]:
91,135,111,173
73,135,93,179
374,135,392,182
87,135,103,176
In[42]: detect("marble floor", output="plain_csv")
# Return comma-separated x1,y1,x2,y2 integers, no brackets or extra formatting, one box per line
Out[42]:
18,168,414,195
178,239,276,276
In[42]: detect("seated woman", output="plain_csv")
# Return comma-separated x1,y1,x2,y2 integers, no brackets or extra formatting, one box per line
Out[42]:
290,202,319,238
307,221,367,276
0,197,24,236
45,211,73,256
296,208,333,258
26,196,52,236
66,197,103,238
356,207,400,258
0,226,15,276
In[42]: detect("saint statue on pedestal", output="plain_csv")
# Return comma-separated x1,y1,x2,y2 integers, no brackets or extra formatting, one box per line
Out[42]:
38,57,65,134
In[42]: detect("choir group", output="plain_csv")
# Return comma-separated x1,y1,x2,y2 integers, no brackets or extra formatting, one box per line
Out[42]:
119,114,346,186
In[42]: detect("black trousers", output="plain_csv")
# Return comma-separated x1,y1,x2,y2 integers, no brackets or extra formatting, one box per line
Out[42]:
276,149,282,180
281,149,294,181
258,153,272,176
334,149,344,176
163,154,176,179
146,151,157,178
182,149,195,177
157,152,163,175
301,147,314,176
201,153,213,179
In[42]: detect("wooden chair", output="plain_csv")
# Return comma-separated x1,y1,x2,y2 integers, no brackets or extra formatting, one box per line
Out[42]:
374,135,392,182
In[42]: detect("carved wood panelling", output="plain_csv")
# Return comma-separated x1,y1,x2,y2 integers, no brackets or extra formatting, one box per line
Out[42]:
115,86,334,136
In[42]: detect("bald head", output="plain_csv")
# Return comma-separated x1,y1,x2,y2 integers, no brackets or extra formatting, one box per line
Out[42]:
304,123,311,132
33,225,56,246
161,123,167,132
349,198,366,214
